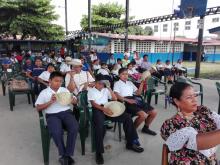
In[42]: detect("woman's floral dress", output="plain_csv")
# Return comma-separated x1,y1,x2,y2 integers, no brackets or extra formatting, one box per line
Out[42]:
161,106,220,165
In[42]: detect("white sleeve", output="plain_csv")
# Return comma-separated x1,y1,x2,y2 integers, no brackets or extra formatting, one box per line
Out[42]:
35,91,46,106
87,72,95,82
106,88,112,100
211,111,220,129
87,89,95,101
166,127,198,152
113,82,120,94
38,72,45,80
65,73,71,87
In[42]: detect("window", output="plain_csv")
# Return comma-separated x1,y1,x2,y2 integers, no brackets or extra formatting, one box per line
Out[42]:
136,41,151,53
154,25,158,32
185,21,191,25
174,22,179,26
154,41,168,53
169,42,182,53
212,17,219,23
185,26,191,30
163,24,168,32
174,22,179,31
113,40,132,53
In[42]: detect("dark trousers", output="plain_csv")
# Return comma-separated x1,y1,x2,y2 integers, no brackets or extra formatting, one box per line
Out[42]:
92,108,138,154
46,110,79,157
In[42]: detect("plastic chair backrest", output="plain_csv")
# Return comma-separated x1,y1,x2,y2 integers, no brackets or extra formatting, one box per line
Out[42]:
162,144,170,165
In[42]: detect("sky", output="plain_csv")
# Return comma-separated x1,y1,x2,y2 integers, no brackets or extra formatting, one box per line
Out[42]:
51,0,220,32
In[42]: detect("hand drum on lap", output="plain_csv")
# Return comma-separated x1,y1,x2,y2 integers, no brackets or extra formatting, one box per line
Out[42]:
104,101,125,117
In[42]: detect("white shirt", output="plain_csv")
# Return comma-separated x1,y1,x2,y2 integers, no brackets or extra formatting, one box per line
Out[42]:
156,64,164,70
65,70,95,95
90,54,98,62
38,71,51,82
111,69,119,75
55,56,63,63
165,64,172,69
97,68,110,76
35,87,71,114
175,63,186,71
141,61,152,70
124,52,130,57
87,87,111,105
128,68,138,75
114,80,137,97
60,63,71,73
135,58,142,67
93,64,101,71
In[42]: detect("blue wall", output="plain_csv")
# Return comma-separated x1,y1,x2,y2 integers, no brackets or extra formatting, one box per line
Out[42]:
113,52,183,63
205,54,220,62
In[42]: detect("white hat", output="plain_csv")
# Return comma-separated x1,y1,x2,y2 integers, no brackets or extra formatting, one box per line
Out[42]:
55,92,73,105
69,59,83,66
141,71,151,81
104,101,125,117
65,56,72,62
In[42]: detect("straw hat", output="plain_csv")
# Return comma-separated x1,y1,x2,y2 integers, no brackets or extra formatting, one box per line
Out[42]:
68,59,83,66
104,101,125,117
65,56,72,64
141,71,151,81
55,92,73,105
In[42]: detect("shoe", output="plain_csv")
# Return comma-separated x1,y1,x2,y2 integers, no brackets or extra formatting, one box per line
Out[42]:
96,153,104,164
59,156,68,165
67,156,75,165
126,144,144,153
142,126,157,136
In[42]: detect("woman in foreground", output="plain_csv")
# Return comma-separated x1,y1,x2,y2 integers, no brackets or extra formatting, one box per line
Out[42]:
161,82,220,165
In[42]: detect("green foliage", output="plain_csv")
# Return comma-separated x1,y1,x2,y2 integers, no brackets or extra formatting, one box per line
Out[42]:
80,2,153,36
80,2,125,30
0,0,64,40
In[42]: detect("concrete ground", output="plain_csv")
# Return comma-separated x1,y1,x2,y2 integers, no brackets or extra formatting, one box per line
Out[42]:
0,79,219,165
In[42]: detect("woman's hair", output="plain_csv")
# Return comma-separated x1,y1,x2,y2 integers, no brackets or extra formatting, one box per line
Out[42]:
156,59,161,63
118,67,128,75
127,63,132,68
169,82,192,107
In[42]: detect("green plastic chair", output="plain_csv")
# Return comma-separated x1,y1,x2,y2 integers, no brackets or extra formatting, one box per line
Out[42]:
144,76,168,108
176,77,203,105
216,82,220,114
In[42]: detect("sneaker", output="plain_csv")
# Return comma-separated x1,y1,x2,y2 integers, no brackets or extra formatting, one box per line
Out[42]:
59,156,68,165
96,153,104,164
67,156,75,165
142,126,157,136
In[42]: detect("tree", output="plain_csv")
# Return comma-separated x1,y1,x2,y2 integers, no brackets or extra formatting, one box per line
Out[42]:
0,0,64,40
80,2,153,36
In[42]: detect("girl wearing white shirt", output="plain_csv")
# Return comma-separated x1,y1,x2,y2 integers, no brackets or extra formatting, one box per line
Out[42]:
38,63,55,88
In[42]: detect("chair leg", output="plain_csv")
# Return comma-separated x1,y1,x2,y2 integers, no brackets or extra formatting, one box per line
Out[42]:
2,82,6,96
79,108,86,155
9,91,13,111
27,93,31,104
218,101,220,115
118,122,122,142
31,92,35,107
40,123,50,165
155,94,158,105
147,93,152,105
200,94,203,105
113,122,117,132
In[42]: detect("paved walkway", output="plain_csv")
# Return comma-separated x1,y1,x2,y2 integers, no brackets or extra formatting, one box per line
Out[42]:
0,79,219,165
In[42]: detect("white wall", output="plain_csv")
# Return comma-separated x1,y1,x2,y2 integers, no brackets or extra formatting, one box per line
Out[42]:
149,14,220,39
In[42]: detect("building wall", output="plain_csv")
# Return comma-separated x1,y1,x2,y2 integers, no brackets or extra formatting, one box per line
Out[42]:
149,14,220,38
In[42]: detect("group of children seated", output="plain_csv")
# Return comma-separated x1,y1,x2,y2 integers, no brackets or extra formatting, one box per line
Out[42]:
34,55,160,165
1,51,187,165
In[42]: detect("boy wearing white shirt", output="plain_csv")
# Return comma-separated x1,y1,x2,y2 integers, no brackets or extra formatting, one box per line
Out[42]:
35,71,78,165
114,68,158,136
88,75,144,164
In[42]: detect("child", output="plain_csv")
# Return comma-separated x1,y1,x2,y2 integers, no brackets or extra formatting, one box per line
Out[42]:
88,75,144,164
35,71,78,165
114,68,157,135
38,63,55,88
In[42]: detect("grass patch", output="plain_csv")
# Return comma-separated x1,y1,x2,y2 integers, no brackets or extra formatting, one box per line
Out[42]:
183,62,220,79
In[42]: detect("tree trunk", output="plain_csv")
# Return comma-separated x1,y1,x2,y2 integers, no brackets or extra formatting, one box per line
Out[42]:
13,34,17,39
